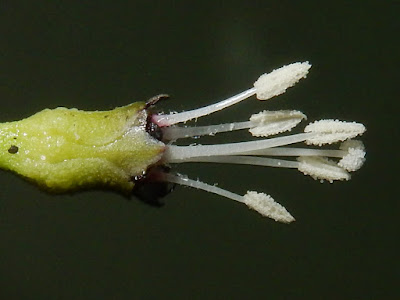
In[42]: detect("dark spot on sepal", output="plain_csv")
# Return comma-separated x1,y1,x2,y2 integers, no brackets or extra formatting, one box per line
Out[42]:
8,145,19,154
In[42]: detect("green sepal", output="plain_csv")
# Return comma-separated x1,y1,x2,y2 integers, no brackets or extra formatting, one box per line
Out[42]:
0,102,165,193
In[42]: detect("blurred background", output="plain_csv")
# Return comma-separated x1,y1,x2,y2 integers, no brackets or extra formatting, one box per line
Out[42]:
0,1,398,299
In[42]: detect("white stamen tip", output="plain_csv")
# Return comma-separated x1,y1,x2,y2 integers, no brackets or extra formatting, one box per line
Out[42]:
297,156,350,182
304,119,366,145
249,110,306,137
338,140,366,172
253,62,311,100
243,191,295,223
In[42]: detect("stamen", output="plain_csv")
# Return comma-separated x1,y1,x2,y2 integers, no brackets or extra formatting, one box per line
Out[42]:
164,132,315,162
162,173,294,223
151,61,366,222
162,109,306,141
152,62,311,127
169,150,356,183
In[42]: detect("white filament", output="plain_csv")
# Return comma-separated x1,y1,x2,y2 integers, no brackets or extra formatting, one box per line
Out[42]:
152,88,256,127
163,173,242,202
162,121,252,140
240,147,346,158
172,155,299,169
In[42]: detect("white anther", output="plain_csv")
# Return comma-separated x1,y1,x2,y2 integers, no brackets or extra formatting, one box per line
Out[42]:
304,119,366,145
243,191,295,223
249,110,306,137
297,156,350,182
338,140,366,172
254,62,311,100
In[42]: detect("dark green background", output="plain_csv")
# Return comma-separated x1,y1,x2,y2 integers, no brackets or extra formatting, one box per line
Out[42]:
0,1,397,299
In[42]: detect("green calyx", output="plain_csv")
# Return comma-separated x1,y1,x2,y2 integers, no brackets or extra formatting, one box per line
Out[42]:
0,102,165,193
